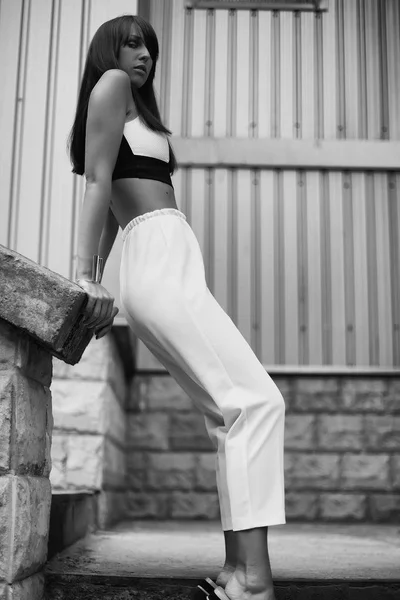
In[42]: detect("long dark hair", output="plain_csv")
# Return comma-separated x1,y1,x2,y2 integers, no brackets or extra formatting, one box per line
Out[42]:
68,15,176,175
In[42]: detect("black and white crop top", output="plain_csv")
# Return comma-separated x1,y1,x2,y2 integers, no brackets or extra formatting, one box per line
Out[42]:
112,116,173,188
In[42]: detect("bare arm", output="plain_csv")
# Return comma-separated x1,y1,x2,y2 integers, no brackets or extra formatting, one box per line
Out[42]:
75,69,130,334
76,69,130,280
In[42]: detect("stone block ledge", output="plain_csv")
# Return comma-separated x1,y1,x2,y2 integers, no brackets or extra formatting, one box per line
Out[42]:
0,244,92,365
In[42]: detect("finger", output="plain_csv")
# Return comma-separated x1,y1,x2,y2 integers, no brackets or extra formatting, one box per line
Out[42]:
85,297,103,328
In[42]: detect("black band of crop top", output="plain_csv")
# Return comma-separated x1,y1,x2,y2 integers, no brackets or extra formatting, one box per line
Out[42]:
112,136,173,188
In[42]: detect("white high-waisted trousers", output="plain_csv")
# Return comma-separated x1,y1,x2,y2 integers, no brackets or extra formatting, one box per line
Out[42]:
120,208,286,531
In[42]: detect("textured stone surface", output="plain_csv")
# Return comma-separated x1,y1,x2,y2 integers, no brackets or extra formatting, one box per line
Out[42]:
52,380,123,439
128,376,193,412
317,415,363,450
341,454,391,490
0,371,51,475
0,320,52,387
195,454,217,491
285,453,341,489
126,492,169,519
170,413,212,451
320,493,367,520
49,436,68,489
98,490,127,528
65,435,103,489
53,336,127,406
170,492,220,519
0,244,92,364
284,415,315,449
285,492,319,520
392,454,400,489
364,415,400,449
5,572,45,600
369,494,400,521
272,377,293,411
147,453,195,491
386,380,400,413
128,413,170,450
103,437,126,489
0,475,51,582
342,379,388,412
292,378,340,411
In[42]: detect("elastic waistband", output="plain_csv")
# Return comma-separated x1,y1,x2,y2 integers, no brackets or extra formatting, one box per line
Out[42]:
121,208,186,242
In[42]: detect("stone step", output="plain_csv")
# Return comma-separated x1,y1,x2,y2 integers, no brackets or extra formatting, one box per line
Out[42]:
45,520,400,599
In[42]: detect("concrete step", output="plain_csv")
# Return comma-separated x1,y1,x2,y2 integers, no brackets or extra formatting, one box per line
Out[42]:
45,520,400,599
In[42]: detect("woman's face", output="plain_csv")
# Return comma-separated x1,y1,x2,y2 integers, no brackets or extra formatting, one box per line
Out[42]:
118,24,153,88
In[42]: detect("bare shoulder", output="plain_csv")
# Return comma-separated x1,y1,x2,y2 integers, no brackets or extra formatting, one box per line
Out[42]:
89,69,131,112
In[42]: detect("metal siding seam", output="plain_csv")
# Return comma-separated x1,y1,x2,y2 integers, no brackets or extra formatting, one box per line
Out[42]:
342,172,356,365
8,0,30,250
335,0,346,139
365,171,379,365
297,170,308,364
249,9,258,138
181,6,193,137
274,169,285,363
227,9,237,137
251,170,261,357
160,0,172,125
388,173,400,365
227,169,238,324
378,0,389,140
314,10,323,139
70,0,91,281
184,168,192,224
204,8,215,136
39,0,60,267
294,10,301,139
356,0,367,139
320,171,332,364
205,168,215,293
271,10,280,138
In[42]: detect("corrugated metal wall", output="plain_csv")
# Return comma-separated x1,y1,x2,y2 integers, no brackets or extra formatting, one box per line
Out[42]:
133,0,400,370
0,0,137,288
1,0,399,369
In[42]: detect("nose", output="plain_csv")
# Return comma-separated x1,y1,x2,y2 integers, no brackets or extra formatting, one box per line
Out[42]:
139,45,150,62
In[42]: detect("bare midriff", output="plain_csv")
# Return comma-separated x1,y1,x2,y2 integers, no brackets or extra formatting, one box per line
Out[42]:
110,177,178,231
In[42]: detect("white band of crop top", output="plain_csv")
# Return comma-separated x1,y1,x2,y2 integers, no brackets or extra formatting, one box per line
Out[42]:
124,117,169,163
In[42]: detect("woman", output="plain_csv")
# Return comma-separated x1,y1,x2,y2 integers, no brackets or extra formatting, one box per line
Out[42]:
69,15,286,600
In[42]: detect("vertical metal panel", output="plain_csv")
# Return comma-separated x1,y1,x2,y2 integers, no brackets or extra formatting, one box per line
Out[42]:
352,173,370,365
343,0,359,139
342,172,356,365
0,0,23,247
306,172,323,364
388,173,400,365
259,171,275,364
365,172,379,365
283,171,299,364
364,0,381,139
191,9,207,135
257,10,272,138
212,169,230,312
356,0,368,139
168,0,185,133
322,0,337,138
375,173,393,365
251,170,261,355
329,173,346,364
300,12,315,138
15,0,52,261
386,0,400,140
235,11,250,136
213,9,229,136
297,171,308,364
274,169,285,363
279,11,294,138
236,170,252,343
320,172,333,365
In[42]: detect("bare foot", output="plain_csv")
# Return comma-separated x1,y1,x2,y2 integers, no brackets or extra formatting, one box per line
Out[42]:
224,570,276,600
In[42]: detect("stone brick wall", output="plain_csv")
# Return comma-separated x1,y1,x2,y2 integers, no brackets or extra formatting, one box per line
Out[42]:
126,374,400,523
50,334,128,528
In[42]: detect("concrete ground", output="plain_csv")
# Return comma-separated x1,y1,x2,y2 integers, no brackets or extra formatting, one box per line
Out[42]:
46,520,400,581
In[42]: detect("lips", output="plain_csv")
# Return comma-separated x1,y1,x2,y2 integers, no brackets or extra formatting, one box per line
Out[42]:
134,65,147,74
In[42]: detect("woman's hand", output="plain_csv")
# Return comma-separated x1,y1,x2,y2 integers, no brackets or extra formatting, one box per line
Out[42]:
76,279,119,338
